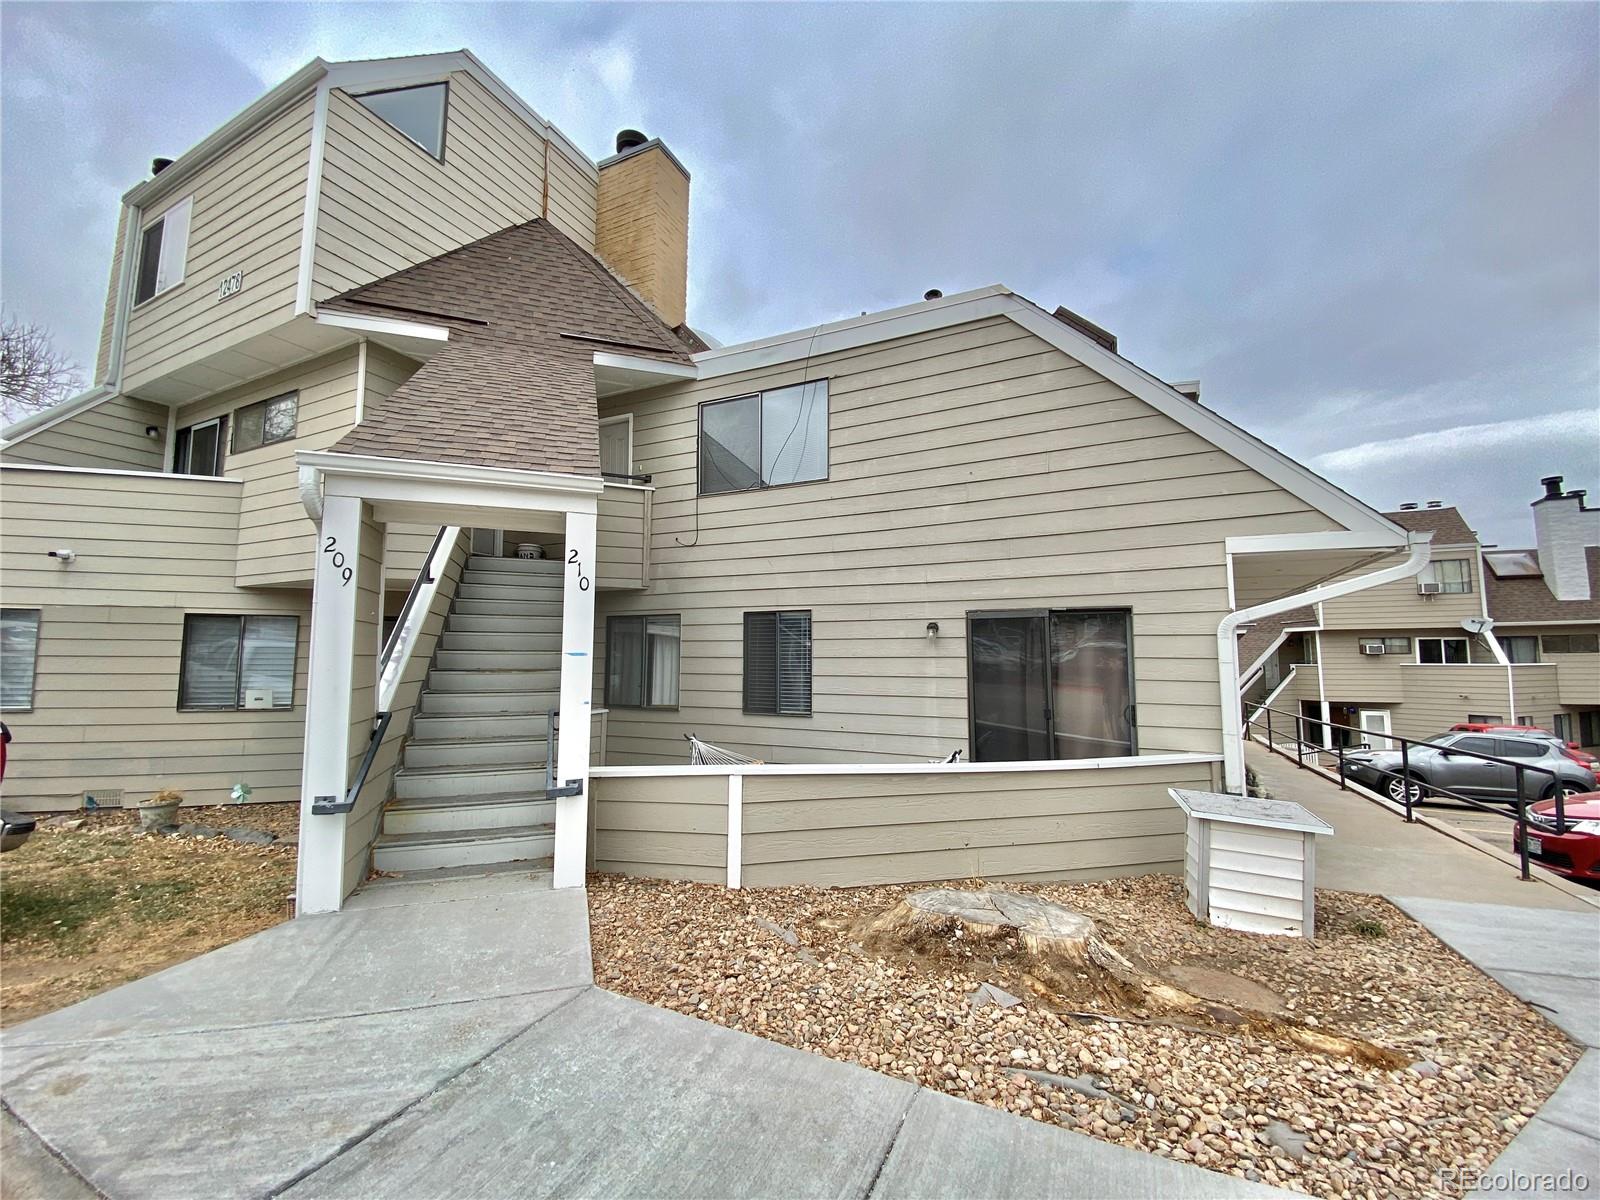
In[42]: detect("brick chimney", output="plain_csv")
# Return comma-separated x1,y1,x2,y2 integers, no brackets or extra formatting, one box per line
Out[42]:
1532,475,1600,600
596,131,689,329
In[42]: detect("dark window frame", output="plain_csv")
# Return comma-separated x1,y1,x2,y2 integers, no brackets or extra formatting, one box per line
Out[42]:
174,415,228,476
698,381,830,497
134,220,165,305
1541,633,1600,655
604,614,682,710
1501,635,1540,664
1,608,42,713
1433,559,1473,594
1417,636,1470,665
351,80,450,161
743,610,813,716
178,613,299,713
231,391,299,454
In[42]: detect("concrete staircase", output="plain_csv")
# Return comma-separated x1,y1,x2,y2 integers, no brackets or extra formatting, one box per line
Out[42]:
373,555,563,875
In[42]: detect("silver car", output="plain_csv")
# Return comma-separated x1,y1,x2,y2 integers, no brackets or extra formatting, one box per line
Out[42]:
1340,732,1597,804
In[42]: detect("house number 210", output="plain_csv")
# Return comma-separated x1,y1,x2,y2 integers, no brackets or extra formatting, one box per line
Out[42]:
323,535,353,586
567,548,590,591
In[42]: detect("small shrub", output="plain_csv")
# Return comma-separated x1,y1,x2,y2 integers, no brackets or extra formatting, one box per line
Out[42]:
144,788,184,807
1350,915,1387,939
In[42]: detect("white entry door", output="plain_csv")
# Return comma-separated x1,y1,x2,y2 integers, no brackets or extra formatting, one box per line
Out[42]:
1357,708,1393,750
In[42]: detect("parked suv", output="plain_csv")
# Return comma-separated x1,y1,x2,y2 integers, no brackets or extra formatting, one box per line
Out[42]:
1340,732,1597,804
1448,723,1598,769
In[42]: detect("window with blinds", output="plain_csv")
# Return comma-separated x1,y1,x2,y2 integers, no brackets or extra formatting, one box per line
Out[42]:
179,614,298,711
1,609,41,711
743,611,812,715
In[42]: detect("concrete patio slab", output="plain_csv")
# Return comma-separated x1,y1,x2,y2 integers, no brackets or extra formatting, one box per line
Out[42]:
870,1090,1287,1199
1,883,591,1047
283,987,918,1199
1390,896,1600,1048
2,989,583,1200
343,864,555,911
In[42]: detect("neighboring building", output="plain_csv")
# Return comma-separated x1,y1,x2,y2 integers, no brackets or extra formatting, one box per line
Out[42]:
1242,480,1600,750
1,52,1431,913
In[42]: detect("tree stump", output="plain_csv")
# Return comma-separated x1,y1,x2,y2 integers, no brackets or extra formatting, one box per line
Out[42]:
861,888,1100,966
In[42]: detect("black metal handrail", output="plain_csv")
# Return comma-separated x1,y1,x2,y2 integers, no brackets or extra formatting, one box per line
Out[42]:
1250,704,1576,881
380,524,449,664
312,710,392,816
601,471,654,485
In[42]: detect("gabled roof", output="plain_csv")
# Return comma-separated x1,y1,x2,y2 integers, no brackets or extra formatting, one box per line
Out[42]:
325,219,694,474
1384,506,1478,546
1486,546,1600,623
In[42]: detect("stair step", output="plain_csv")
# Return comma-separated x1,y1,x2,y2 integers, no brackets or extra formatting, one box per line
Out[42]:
383,793,556,835
434,649,560,672
395,763,549,800
441,630,562,652
419,690,559,716
446,614,563,635
462,568,564,590
458,583,569,604
428,668,562,693
453,598,565,617
372,823,555,874
404,736,550,770
468,555,563,574
411,712,550,741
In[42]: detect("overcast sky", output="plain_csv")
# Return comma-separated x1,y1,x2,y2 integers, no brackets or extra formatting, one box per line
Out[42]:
3,2,1595,545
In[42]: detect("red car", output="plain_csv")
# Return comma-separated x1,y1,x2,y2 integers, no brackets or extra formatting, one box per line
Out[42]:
1518,792,1600,885
1451,723,1598,769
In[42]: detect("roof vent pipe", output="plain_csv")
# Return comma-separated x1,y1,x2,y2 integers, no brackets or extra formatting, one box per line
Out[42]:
151,157,174,176
1569,489,1588,507
923,289,943,301
614,129,648,154
1541,475,1565,499
1399,502,1419,510
1426,500,1442,508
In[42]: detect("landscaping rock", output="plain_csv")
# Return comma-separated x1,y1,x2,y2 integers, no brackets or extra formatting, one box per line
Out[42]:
751,916,799,946
40,816,85,831
178,824,221,839
1264,1120,1309,1160
968,982,1022,1010
223,827,275,846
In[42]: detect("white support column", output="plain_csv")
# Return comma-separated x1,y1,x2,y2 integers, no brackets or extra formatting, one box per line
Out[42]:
553,508,597,889
726,773,743,889
296,494,366,914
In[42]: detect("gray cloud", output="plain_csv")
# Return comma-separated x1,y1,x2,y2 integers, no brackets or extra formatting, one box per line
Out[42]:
2,1,1594,544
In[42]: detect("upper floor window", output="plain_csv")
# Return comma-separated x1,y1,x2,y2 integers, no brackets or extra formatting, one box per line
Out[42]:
1425,559,1472,594
1541,633,1600,654
1417,637,1469,665
174,416,226,476
232,392,298,454
355,82,448,159
599,415,633,478
1501,636,1539,664
134,196,192,305
700,381,828,495
1,609,41,711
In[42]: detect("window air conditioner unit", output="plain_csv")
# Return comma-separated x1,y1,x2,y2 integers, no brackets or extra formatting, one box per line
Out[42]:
1417,581,1442,595
1360,642,1386,655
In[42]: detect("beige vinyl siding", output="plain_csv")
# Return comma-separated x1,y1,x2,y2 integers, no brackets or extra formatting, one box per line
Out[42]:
311,72,597,301
0,467,310,812
1316,632,1408,705
1,395,168,471
597,484,650,589
594,316,1339,765
1382,666,1520,737
121,94,315,395
1319,548,1484,631
1535,635,1600,710
94,206,129,385
591,774,728,882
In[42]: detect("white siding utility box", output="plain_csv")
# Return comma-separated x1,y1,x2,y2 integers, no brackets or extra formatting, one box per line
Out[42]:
1168,788,1334,938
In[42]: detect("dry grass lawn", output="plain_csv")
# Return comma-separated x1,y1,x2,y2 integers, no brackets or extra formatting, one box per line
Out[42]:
0,806,298,1026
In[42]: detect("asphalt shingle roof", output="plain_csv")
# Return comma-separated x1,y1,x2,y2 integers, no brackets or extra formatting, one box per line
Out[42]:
326,219,694,474
1485,546,1600,623
1383,506,1478,546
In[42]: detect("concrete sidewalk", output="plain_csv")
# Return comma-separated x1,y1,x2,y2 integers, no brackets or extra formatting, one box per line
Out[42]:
2,870,1285,1200
1246,744,1595,911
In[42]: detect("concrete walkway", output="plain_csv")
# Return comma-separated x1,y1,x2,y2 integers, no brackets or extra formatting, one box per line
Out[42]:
2,869,1285,1200
1246,744,1596,911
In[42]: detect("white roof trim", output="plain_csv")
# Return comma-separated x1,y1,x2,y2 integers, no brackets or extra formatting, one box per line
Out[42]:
589,752,1222,779
298,449,603,496
697,287,1409,541
0,462,242,484
314,310,450,342
0,385,118,446
593,351,696,379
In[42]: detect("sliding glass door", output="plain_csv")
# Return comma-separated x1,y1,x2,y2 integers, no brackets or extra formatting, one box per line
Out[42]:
968,609,1136,762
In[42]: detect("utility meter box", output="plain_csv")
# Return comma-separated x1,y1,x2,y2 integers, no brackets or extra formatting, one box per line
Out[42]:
1168,788,1334,938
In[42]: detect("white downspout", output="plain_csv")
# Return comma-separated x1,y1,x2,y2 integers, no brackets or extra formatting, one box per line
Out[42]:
1476,624,1517,724
298,462,324,522
1219,535,1433,793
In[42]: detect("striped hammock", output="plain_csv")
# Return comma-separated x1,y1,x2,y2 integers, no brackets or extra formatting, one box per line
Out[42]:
684,734,963,767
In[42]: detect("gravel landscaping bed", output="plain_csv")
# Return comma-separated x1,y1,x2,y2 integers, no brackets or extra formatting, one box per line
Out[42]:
589,873,1581,1200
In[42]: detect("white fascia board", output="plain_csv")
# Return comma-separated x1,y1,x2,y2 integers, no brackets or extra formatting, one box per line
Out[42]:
589,752,1223,779
125,59,328,211
594,351,697,379
0,385,117,445
0,462,242,484
692,286,1014,378
1226,530,1416,555
313,310,450,342
300,449,604,497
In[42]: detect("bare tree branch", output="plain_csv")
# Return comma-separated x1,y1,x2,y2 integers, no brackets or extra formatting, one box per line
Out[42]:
1,313,84,424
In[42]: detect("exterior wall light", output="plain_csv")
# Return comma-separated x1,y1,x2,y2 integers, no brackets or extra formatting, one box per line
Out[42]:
926,621,940,639
145,425,161,439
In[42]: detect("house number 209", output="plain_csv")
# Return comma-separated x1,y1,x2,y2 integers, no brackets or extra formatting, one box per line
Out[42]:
567,548,590,591
323,535,353,586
